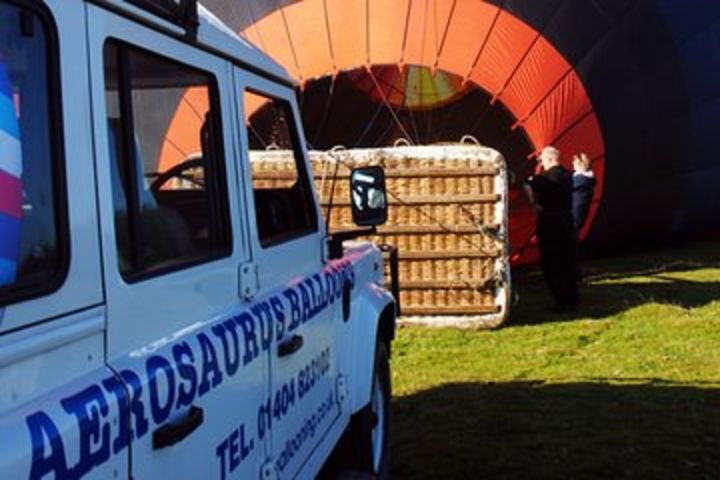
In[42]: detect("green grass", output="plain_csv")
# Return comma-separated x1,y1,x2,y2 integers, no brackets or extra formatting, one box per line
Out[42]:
390,242,720,479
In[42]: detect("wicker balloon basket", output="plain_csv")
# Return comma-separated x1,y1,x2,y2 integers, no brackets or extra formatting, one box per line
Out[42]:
250,144,511,329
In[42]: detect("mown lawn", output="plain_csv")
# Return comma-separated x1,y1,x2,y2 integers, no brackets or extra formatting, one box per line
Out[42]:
390,242,720,480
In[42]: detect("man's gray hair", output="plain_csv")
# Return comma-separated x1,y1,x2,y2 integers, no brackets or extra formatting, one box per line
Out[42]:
541,146,560,162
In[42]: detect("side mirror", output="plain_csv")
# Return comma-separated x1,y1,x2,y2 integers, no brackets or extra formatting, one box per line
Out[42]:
350,166,388,226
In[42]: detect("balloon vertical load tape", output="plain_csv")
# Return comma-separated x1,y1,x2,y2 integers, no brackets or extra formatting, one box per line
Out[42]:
250,144,511,328
0,58,22,288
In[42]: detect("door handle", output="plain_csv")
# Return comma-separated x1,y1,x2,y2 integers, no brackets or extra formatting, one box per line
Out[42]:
278,334,304,357
153,406,204,450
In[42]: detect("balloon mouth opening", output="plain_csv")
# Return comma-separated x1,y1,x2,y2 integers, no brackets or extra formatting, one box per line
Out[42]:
295,65,534,154
343,65,473,112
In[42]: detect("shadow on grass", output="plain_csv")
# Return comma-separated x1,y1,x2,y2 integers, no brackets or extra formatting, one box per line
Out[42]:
391,381,720,480
510,277,720,326
509,243,720,325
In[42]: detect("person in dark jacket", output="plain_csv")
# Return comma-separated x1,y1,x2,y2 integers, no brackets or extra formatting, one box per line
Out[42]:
524,146,579,312
572,153,597,232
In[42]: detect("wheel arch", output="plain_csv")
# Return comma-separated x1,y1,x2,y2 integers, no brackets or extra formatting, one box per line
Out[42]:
349,282,396,414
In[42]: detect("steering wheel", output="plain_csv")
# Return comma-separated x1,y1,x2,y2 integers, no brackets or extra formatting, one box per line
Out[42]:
149,156,207,194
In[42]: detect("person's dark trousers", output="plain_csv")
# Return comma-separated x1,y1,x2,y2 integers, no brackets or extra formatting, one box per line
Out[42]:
537,213,579,309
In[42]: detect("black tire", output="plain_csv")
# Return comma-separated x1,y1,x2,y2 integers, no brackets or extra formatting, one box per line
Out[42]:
353,340,391,479
316,340,392,480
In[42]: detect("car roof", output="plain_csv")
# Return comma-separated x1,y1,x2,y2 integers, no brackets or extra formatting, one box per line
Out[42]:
106,1,294,85
196,4,293,84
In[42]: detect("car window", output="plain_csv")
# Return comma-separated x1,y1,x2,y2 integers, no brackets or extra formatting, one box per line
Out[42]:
0,1,66,304
104,40,230,280
244,90,317,247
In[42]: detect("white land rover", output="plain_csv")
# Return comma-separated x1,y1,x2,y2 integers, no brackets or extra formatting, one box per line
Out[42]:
0,1,397,479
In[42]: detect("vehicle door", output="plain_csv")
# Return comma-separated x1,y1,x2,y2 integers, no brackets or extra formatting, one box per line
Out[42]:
234,71,345,478
87,7,267,479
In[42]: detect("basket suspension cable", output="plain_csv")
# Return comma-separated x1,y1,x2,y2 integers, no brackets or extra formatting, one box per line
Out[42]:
399,0,413,65
311,75,336,147
424,66,434,142
248,124,268,149
302,0,329,136
181,95,205,122
429,0,445,142
246,0,268,53
435,91,466,139
279,7,302,81
405,81,421,143
324,146,346,233
371,112,399,148
318,145,332,201
465,95,495,138
322,0,337,72
355,90,389,147
367,67,415,145
365,0,371,66
400,0,430,145
434,0,458,69
164,137,191,160
355,66,403,147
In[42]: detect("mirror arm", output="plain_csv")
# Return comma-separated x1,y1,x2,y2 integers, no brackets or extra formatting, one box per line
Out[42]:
328,227,377,260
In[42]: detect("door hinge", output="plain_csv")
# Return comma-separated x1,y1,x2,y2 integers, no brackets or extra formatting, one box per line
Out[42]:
336,374,348,406
261,460,277,480
239,262,259,302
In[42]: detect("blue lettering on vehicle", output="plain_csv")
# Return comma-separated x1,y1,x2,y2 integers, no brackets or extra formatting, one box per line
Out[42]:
23,261,355,480
220,347,332,479
275,391,335,473
255,347,331,442
215,423,254,480
172,342,198,409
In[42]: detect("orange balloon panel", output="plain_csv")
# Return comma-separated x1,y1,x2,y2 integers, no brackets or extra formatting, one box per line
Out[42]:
250,10,301,79
500,37,572,122
469,9,537,97
282,0,336,78
522,74,594,149
435,1,499,77
325,0,368,71
243,90,269,123
368,0,409,65
159,87,208,173
553,114,605,163
402,0,456,68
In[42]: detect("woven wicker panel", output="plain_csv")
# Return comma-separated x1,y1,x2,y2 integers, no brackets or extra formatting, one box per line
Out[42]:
391,257,496,283
367,233,497,254
398,288,498,316
250,146,506,317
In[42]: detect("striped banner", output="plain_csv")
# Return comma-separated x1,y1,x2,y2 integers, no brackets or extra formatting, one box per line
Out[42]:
0,57,22,287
